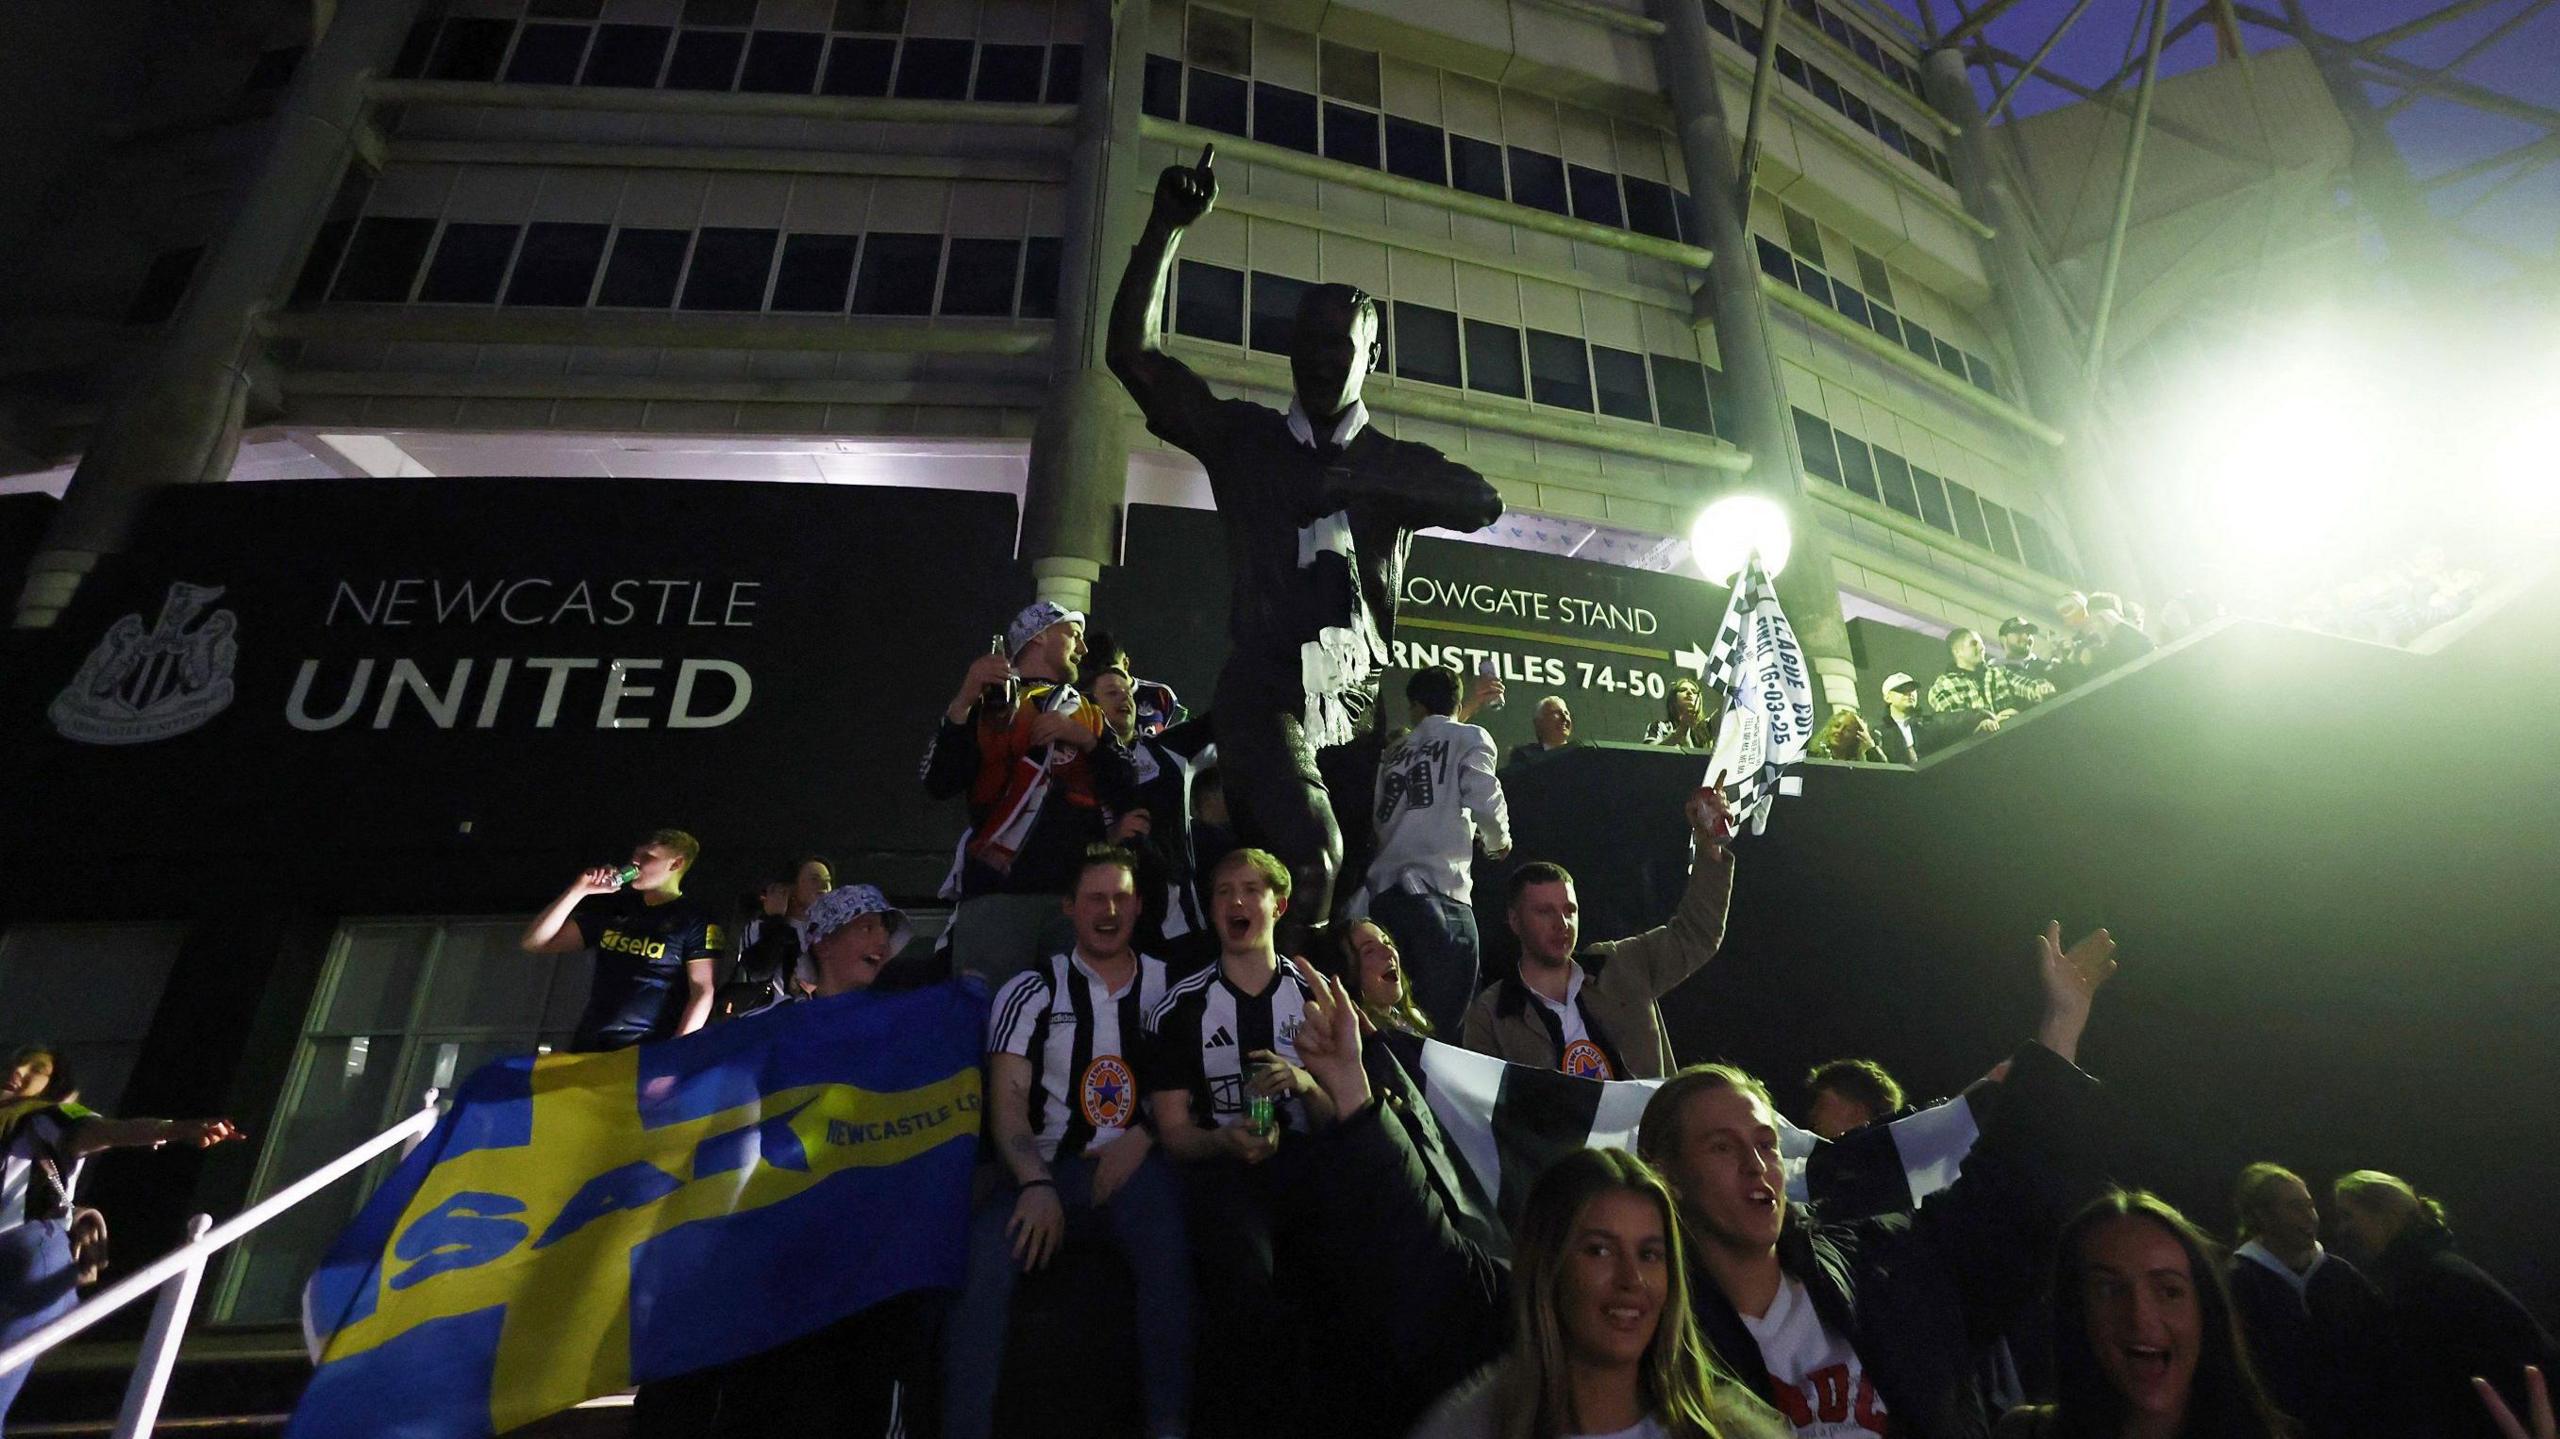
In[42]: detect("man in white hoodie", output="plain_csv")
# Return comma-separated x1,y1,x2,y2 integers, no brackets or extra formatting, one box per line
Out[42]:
1350,663,1511,1035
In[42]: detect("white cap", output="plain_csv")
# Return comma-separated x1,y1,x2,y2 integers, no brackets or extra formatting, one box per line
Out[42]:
1882,671,1917,694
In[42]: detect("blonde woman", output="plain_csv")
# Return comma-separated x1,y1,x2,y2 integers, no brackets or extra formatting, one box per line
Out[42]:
1409,1147,1780,1439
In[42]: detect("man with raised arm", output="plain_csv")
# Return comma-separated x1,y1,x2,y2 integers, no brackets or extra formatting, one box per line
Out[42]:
1461,783,1737,1080
1106,144,1505,931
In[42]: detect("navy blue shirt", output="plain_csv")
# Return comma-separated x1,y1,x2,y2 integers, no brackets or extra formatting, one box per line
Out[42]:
568,890,722,1052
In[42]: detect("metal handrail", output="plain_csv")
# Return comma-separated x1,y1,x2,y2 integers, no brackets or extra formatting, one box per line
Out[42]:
0,1091,443,1438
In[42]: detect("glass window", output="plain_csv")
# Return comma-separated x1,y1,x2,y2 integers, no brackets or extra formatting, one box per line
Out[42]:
416,223,519,304
1320,40,1379,106
1186,7,1252,75
1830,280,1870,328
822,35,896,95
1705,3,1737,40
1792,408,1842,484
1899,317,1935,364
1980,501,2023,562
1777,48,1808,86
293,219,354,306
1854,249,1894,305
1736,14,1763,49
1526,330,1592,410
1322,103,1380,168
852,231,941,314
1449,134,1506,200
768,232,858,312
1809,68,1844,111
582,23,670,85
1249,272,1308,355
1911,466,1953,531
1878,117,1912,156
1142,53,1182,119
1965,352,2000,394
1650,354,1714,434
894,36,972,99
1852,32,1882,66
679,226,777,311
739,30,824,93
124,246,203,325
940,236,1023,316
663,28,746,89
1591,344,1652,422
1836,433,1881,502
683,0,753,24
1872,446,1920,518
1755,235,1794,283
1942,477,1990,547
426,17,513,80
1392,301,1461,388
393,17,440,77
1385,116,1447,186
1933,336,1969,379
505,23,593,84
972,42,1044,101
596,227,691,307
1567,165,1624,228
1866,303,1901,346
213,919,591,1324
1782,206,1823,263
1793,265,1831,307
2013,512,2060,575
0,923,183,1114
1463,319,1524,397
503,222,608,306
1619,177,1676,241
1506,147,1569,215
832,0,905,31
1186,67,1248,136
332,216,436,302
1843,93,1874,133
1254,82,1319,154
1174,260,1244,343
1019,236,1062,319
1046,44,1083,103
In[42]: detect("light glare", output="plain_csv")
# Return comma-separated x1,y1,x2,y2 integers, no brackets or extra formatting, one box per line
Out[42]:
1690,495,1792,581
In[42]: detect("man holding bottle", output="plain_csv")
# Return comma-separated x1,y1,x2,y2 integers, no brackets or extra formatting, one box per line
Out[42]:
518,828,724,1053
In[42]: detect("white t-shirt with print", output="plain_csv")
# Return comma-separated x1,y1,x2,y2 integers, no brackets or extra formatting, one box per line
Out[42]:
1738,1275,1889,1437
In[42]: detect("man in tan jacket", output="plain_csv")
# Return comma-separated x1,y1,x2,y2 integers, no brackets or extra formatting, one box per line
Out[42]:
1460,784,1735,1080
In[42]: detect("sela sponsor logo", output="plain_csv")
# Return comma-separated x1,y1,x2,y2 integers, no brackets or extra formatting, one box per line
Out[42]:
597,929,671,960
51,582,240,745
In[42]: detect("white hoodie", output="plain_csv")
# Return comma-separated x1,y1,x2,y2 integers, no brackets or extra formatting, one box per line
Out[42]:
1354,712,1511,912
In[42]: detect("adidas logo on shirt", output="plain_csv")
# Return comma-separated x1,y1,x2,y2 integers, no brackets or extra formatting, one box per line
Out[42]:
1205,1025,1236,1049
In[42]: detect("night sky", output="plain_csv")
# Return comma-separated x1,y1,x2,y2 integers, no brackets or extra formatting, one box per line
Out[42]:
1863,0,2559,282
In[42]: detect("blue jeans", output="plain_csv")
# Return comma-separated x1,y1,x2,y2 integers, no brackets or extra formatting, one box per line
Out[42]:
0,1221,79,1424
1367,888,1482,1040
941,1149,1194,1439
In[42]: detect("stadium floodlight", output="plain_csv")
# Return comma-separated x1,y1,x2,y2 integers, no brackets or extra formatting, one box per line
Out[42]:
1690,494,1792,581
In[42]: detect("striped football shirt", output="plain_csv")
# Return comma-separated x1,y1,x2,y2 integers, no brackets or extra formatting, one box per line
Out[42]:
989,950,1169,1162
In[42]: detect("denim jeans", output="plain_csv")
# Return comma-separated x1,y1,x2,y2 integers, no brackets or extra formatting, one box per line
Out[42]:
0,1220,78,1424
1366,887,1482,1040
941,1149,1194,1439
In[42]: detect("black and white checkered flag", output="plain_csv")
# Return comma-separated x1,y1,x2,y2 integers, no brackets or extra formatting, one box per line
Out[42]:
1698,549,1814,835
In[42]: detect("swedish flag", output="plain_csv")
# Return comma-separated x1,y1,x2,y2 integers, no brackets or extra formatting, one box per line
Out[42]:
291,983,985,1439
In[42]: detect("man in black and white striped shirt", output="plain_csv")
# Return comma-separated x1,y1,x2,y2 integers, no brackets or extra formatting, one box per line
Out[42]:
941,846,1194,1439
1145,847,1338,1438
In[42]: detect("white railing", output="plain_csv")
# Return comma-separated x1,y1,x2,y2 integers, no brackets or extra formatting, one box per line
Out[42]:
0,1091,444,1438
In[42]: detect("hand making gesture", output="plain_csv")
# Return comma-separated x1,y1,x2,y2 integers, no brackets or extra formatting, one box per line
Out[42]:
1686,777,1737,863
2034,920,2118,1065
1287,957,1375,1120
1151,143,1219,229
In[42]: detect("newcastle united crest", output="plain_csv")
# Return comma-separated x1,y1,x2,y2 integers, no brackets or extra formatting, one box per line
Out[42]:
50,582,240,745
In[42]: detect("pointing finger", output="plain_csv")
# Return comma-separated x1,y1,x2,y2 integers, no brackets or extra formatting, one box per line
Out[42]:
1198,142,1216,171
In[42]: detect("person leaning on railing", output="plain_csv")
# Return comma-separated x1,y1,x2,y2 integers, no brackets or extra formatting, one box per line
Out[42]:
0,1043,241,1423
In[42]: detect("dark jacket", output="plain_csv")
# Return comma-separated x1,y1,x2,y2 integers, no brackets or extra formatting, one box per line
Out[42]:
1872,709,1919,765
1110,715,1214,957
2366,1222,2559,1439
1688,1041,2111,1439
2227,1245,2392,1439
1293,1041,1509,1439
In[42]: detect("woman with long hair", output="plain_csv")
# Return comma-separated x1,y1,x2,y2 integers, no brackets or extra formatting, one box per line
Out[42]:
1809,708,1886,763
1335,918,1435,1037
1998,1190,2291,1439
2,1043,242,1422
1410,1147,1778,1439
2330,1171,2558,1439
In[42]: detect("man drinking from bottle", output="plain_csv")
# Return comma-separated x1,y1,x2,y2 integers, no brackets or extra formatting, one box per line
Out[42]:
518,828,724,1053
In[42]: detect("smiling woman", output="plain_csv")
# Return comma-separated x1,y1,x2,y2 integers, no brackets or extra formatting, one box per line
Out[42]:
1997,1191,2291,1439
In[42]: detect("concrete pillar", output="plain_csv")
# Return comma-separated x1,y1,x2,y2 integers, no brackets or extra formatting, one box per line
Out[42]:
1651,0,1861,715
1017,0,1145,615
13,0,425,628
1921,47,2148,595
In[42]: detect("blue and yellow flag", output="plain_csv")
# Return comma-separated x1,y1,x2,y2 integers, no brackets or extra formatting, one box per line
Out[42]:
290,982,985,1439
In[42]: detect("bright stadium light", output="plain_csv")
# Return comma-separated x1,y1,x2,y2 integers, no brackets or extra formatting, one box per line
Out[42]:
1690,494,1792,581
